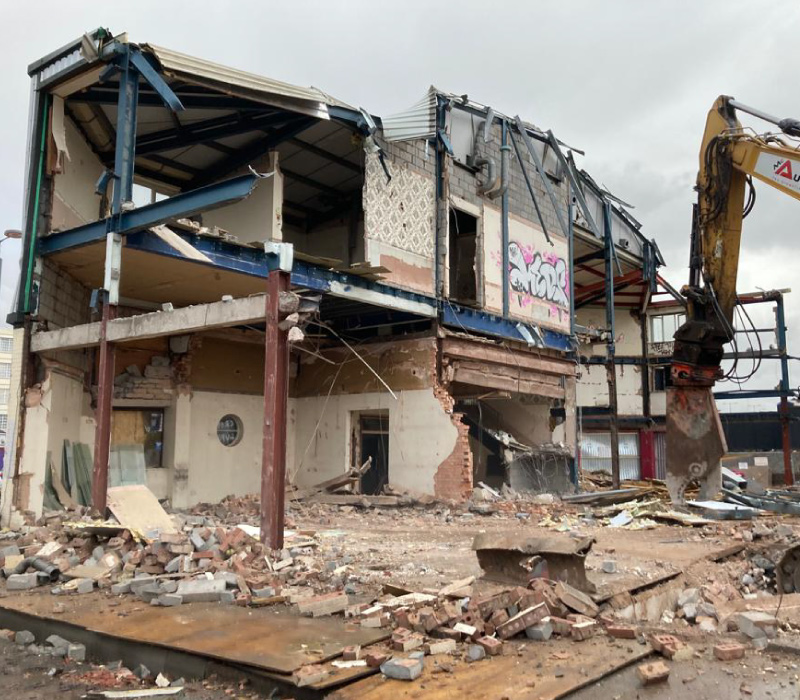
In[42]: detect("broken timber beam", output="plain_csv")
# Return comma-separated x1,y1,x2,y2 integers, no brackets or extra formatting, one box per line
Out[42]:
31,294,272,352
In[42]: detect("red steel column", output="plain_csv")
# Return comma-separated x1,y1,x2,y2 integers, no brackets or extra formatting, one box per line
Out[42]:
261,269,291,549
92,303,116,513
639,429,656,480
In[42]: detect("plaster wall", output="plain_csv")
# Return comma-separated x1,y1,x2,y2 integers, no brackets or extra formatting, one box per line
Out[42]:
290,388,457,495
51,119,105,231
576,307,644,415
203,153,283,244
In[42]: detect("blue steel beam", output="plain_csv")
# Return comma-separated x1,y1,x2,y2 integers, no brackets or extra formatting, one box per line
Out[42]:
38,174,260,255
101,227,574,352
441,302,571,352
128,49,184,113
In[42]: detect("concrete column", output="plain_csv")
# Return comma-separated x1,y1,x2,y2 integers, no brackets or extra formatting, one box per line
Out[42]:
166,392,192,509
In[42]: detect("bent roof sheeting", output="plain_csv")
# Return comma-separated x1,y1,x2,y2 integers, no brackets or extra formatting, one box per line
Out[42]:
381,87,438,142
142,44,346,120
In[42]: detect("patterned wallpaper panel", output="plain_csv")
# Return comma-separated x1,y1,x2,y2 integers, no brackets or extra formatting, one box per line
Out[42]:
363,152,435,259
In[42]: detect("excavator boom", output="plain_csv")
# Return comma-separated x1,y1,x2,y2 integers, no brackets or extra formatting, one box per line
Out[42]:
666,96,800,505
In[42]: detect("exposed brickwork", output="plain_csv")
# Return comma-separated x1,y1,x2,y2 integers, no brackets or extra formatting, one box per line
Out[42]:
112,356,174,401
446,116,566,235
36,259,92,329
432,379,473,502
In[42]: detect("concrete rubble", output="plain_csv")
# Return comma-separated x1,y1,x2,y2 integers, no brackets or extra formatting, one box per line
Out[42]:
1,481,800,693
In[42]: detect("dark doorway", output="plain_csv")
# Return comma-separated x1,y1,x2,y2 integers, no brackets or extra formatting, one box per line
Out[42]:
357,413,389,495
449,207,479,305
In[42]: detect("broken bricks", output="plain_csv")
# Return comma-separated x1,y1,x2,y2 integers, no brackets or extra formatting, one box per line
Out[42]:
714,642,746,661
637,660,670,685
496,603,549,640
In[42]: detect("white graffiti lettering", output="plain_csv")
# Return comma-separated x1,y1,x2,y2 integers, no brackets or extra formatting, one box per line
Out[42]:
508,242,569,307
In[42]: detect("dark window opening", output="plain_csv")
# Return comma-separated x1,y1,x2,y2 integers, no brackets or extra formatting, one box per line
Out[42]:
449,208,479,306
355,412,389,495
652,366,672,392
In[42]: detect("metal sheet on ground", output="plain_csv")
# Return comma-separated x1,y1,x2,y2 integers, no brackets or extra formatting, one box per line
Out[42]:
0,595,389,675
329,637,652,700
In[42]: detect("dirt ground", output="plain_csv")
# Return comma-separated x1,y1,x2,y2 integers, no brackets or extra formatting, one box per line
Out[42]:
3,499,800,698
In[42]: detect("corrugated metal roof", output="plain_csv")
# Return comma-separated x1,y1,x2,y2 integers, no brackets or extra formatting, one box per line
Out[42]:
381,86,437,142
143,44,344,120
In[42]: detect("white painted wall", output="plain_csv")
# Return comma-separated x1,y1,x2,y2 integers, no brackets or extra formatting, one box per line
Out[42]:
203,153,283,244
290,388,457,495
184,391,265,505
576,307,644,416
51,120,105,230
17,371,88,515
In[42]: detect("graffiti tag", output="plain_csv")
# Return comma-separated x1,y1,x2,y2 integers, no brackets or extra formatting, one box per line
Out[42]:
508,241,569,308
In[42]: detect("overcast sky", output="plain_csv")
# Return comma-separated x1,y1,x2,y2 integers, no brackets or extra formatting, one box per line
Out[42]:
1,1,799,411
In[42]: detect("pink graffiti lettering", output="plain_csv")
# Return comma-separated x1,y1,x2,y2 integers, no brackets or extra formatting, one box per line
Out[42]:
508,241,569,308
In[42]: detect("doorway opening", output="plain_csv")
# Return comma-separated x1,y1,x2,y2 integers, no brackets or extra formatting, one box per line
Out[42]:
449,207,479,305
353,411,389,495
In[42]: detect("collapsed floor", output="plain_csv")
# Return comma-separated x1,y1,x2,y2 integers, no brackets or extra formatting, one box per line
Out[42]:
2,482,800,698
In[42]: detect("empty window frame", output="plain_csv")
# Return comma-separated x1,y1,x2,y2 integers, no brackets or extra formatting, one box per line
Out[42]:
651,365,672,392
649,312,686,343
448,207,479,306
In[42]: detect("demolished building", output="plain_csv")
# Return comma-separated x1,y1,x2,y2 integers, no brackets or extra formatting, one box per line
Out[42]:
0,29,675,538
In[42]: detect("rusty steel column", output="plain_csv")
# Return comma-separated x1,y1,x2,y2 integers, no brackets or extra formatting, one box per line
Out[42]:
261,269,291,549
92,302,116,513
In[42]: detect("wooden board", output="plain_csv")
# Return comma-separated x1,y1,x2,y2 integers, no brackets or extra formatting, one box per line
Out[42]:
106,485,177,536
329,637,653,700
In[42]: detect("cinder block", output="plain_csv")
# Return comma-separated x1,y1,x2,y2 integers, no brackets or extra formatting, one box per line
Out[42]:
380,656,423,681
424,639,456,655
175,578,225,603
6,573,38,591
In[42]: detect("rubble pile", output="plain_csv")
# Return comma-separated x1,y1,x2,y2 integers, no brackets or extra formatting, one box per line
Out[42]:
0,508,371,609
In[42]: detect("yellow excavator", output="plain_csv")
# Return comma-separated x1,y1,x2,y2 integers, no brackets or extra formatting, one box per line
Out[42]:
667,96,800,505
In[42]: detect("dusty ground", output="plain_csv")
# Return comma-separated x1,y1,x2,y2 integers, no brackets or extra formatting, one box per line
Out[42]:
3,499,800,698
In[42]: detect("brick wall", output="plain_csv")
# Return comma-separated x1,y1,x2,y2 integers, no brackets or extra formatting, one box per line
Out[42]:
36,259,91,329
447,113,567,235
432,380,473,501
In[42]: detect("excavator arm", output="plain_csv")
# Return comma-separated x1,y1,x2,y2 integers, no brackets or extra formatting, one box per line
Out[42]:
666,96,800,505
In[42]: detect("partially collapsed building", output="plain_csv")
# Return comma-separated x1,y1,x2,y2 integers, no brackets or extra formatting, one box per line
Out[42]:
0,29,683,539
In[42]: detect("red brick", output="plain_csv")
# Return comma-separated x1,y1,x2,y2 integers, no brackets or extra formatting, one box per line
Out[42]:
365,653,389,668
607,624,637,639
714,642,745,661
476,636,503,656
571,620,598,641
496,603,549,640
650,633,683,659
637,660,670,685
342,645,361,661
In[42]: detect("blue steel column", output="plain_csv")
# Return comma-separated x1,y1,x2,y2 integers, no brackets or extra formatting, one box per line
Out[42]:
603,201,621,488
568,202,578,487
93,48,139,513
501,120,510,318
776,294,794,485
